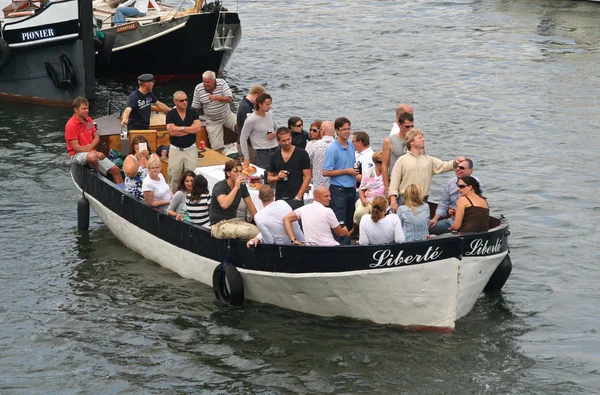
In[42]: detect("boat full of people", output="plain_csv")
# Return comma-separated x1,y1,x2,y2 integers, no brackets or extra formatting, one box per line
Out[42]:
70,159,510,331
67,77,512,331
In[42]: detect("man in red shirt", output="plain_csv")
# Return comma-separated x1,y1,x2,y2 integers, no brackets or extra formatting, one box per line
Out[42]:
65,97,123,183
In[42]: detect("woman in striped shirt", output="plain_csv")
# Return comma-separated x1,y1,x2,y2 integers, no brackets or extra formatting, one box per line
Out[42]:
187,174,211,227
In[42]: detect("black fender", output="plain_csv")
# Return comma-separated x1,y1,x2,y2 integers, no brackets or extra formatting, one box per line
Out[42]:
98,32,116,65
0,38,11,70
484,255,512,293
212,262,244,306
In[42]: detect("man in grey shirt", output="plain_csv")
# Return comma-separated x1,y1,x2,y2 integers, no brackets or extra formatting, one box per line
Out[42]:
239,93,279,169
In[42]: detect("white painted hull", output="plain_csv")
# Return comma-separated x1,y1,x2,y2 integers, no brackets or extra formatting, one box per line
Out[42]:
78,183,507,330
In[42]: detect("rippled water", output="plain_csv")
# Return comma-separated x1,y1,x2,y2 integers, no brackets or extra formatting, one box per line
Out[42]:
1,0,600,393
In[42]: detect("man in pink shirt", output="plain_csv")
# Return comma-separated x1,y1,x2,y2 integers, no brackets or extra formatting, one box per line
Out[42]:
283,186,349,246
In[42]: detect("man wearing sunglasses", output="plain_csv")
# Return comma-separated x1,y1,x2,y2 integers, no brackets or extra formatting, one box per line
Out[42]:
382,112,414,195
389,103,414,136
428,158,483,235
165,91,202,192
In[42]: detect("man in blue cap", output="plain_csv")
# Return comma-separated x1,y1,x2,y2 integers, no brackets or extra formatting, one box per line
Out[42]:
121,73,170,131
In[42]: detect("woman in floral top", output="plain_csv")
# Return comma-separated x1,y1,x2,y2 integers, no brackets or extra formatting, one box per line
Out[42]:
349,150,386,237
123,135,159,198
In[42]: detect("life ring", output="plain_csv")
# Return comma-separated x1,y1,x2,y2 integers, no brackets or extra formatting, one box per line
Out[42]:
212,262,244,306
0,38,11,70
97,32,116,66
483,255,512,293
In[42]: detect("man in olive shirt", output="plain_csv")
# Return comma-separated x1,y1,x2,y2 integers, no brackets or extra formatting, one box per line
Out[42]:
210,159,258,225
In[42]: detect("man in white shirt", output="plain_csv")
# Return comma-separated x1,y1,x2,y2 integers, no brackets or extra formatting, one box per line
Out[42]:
352,131,374,186
246,185,304,247
389,103,414,136
283,186,349,246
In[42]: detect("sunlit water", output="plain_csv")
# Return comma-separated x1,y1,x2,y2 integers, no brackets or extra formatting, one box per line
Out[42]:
1,0,600,393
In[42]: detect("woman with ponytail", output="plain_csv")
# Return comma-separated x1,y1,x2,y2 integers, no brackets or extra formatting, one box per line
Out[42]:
358,196,405,245
450,176,489,233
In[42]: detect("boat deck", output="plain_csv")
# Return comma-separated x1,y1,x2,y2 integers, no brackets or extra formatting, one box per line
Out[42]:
92,0,195,27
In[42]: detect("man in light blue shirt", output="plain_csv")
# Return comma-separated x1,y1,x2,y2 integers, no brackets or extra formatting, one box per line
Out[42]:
322,117,358,231
429,158,483,234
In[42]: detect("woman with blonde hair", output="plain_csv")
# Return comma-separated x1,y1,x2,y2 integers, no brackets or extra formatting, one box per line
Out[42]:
397,184,430,242
349,150,386,237
142,156,173,207
358,196,405,245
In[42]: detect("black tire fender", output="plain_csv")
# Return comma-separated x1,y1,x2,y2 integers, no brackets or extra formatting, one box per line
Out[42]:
212,262,244,306
0,38,11,70
98,32,116,65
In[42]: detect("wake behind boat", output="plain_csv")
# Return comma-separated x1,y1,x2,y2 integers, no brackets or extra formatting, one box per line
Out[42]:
70,113,512,331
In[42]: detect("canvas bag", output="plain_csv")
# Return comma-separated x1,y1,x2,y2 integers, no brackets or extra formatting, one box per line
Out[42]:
211,218,259,240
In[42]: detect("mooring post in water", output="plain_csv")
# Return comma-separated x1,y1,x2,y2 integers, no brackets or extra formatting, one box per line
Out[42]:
77,195,89,231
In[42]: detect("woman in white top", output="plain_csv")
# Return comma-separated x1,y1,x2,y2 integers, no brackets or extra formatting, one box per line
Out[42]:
142,156,173,207
351,150,385,237
359,196,405,245
113,0,163,26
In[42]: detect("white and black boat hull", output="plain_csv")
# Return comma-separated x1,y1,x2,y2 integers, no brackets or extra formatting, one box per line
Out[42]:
71,164,511,331
96,11,241,80
0,0,95,105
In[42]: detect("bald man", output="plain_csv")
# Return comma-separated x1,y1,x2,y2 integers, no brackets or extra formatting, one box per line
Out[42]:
307,120,335,188
283,186,349,246
389,103,414,136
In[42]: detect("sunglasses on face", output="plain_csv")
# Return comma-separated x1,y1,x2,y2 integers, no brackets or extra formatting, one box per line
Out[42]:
456,166,466,170
457,183,468,189
310,128,319,133
177,99,188,102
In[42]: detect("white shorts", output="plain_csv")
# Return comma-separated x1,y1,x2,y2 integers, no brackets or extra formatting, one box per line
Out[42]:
71,152,115,176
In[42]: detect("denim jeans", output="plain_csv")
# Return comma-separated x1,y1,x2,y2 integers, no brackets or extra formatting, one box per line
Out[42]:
329,185,357,230
429,217,453,235
113,7,145,25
